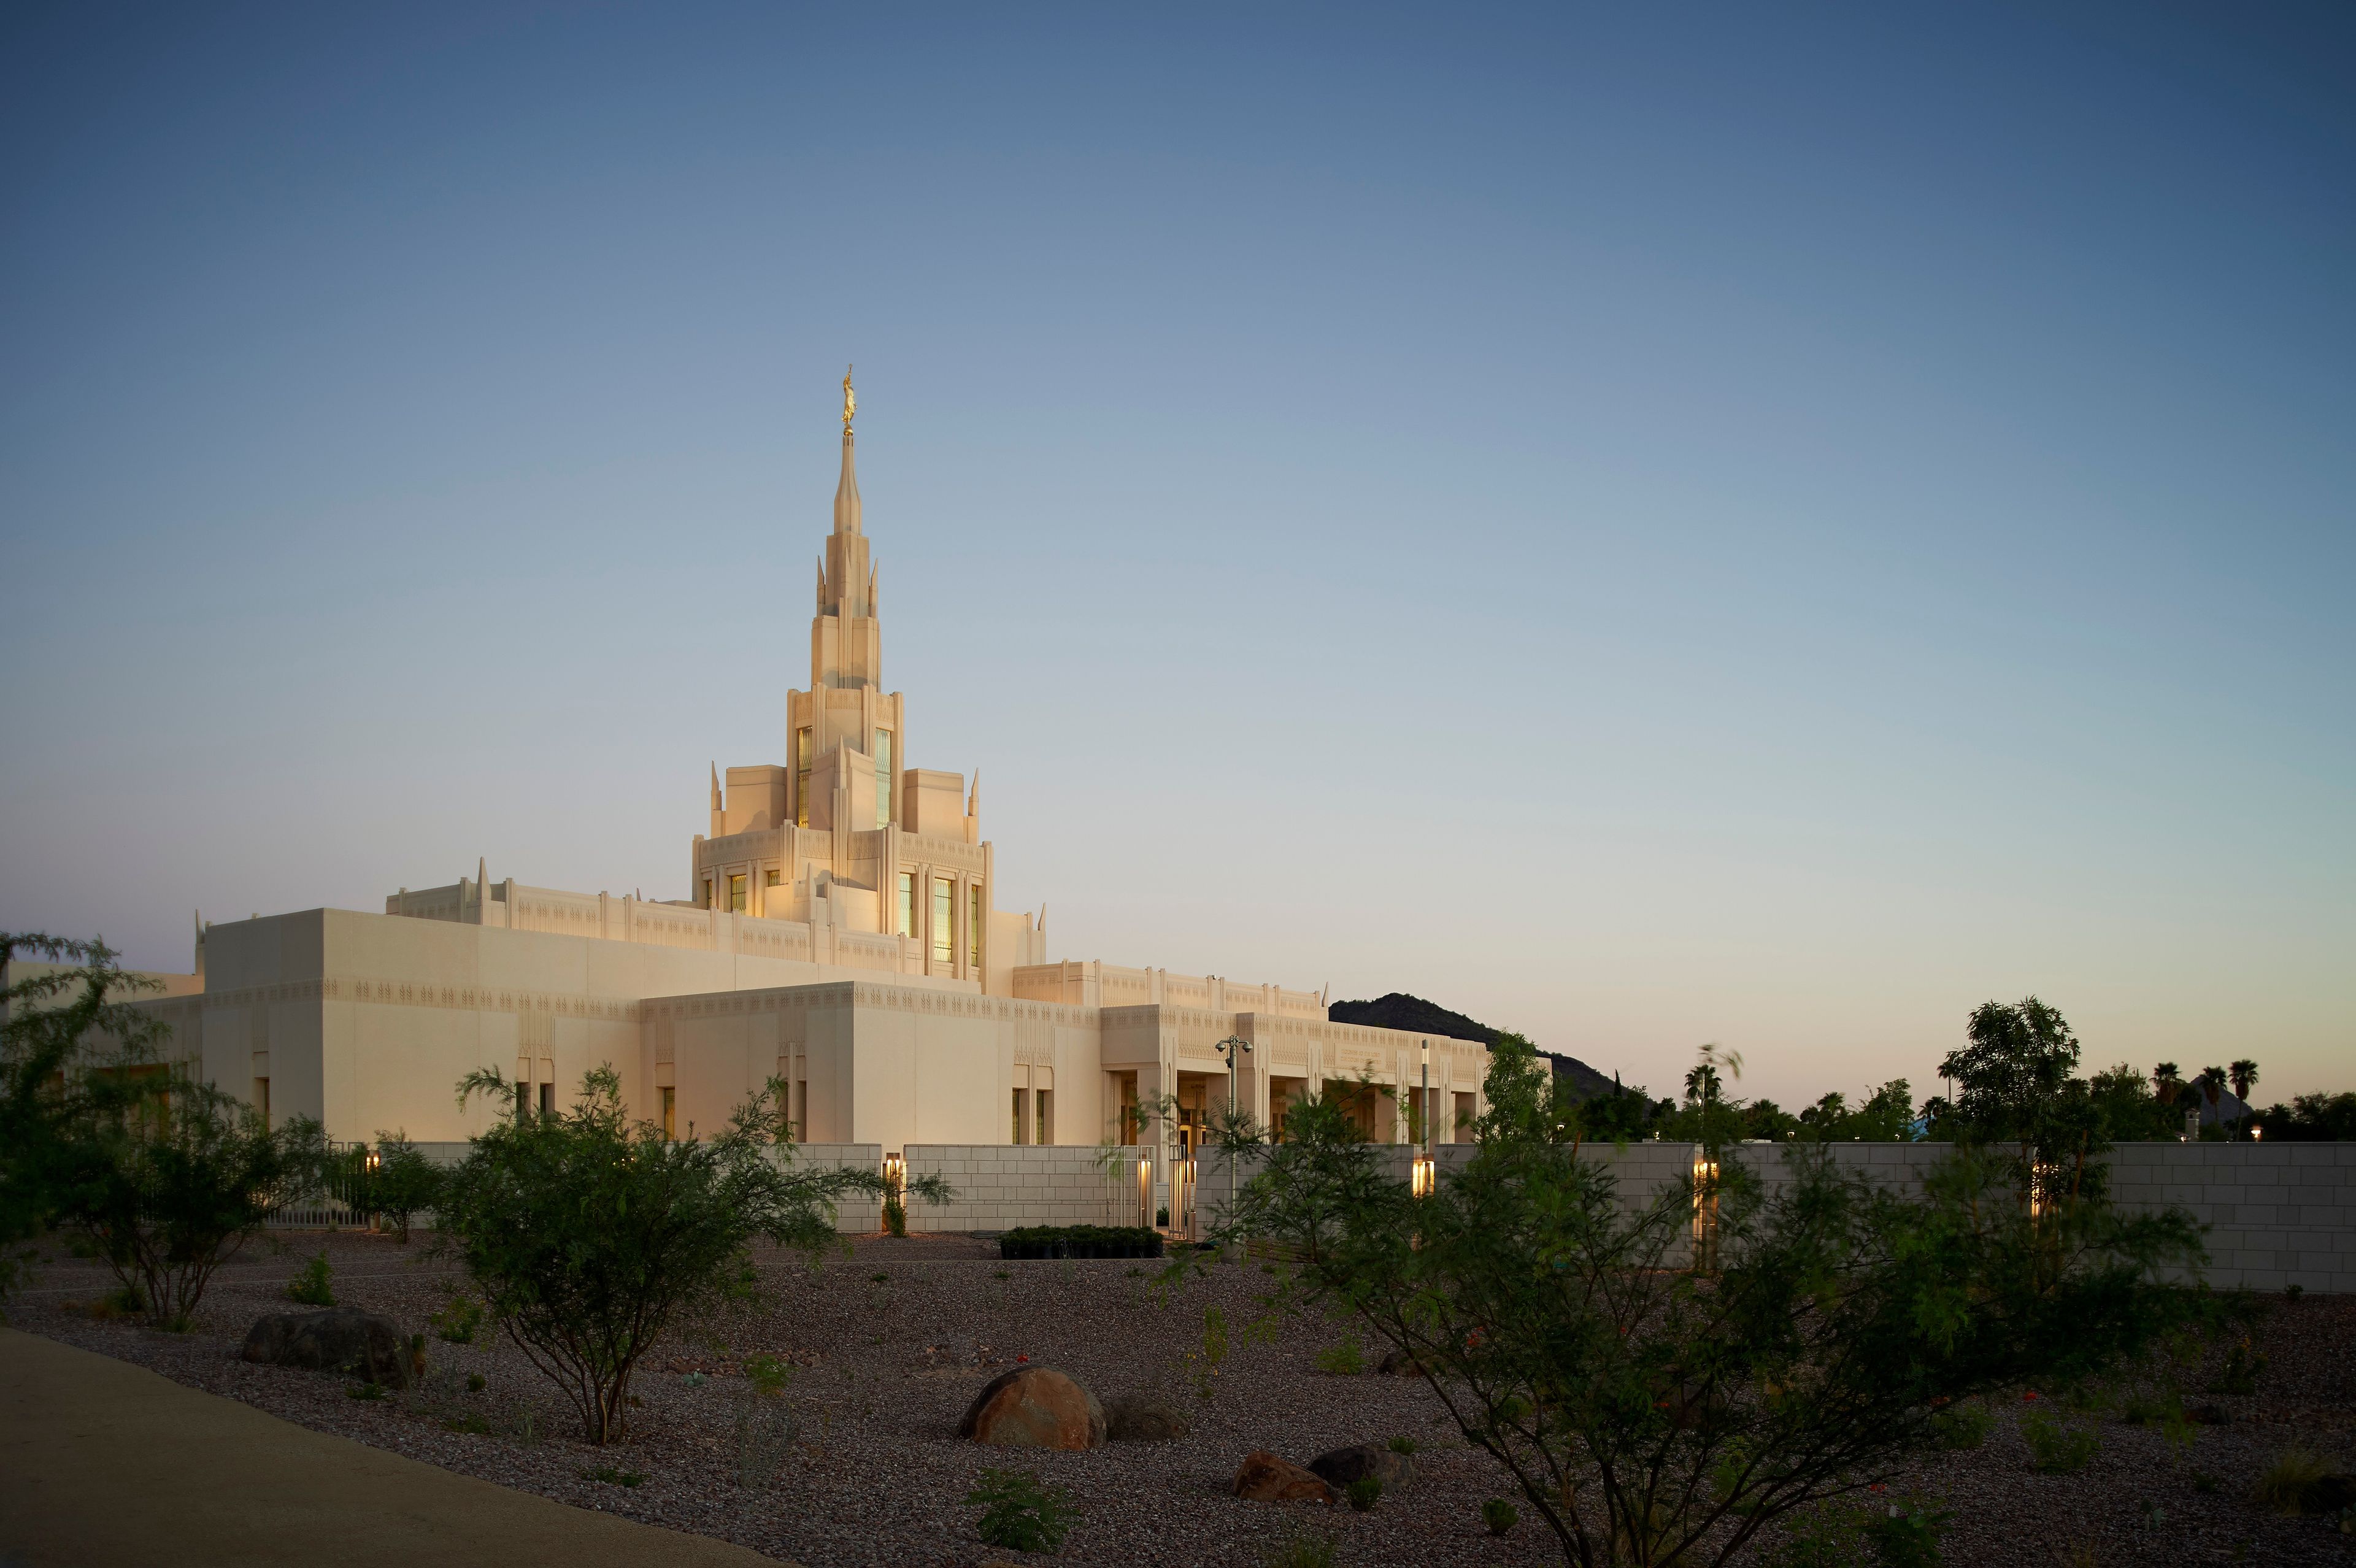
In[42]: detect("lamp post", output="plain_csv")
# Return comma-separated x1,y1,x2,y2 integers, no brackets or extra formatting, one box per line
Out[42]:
1412,1040,1436,1197
1213,1035,1251,1240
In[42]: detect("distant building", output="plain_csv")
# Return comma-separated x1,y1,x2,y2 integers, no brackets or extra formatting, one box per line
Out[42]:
100,383,1487,1159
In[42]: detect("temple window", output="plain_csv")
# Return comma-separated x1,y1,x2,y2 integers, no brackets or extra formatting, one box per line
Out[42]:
932,877,953,964
795,728,811,827
1037,1089,1055,1145
728,874,747,913
1011,1087,1030,1145
898,872,915,937
969,883,984,967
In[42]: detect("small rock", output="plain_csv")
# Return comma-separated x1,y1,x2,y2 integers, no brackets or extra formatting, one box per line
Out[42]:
241,1307,413,1389
1233,1450,1336,1504
1106,1392,1190,1442
957,1366,1105,1450
1308,1442,1414,1493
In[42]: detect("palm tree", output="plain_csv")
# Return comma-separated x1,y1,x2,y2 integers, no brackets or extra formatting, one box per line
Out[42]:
2228,1059,2258,1102
2152,1063,2182,1103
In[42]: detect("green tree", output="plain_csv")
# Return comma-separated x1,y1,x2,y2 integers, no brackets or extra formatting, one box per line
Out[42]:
1938,997,2106,1207
437,1064,949,1443
364,1132,445,1243
1220,1036,2203,1568
50,1077,325,1329
2250,1093,2356,1142
1,934,166,1304
2227,1059,2258,1104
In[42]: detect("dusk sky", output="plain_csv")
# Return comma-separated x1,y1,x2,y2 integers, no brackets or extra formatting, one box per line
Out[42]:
3,4,2349,1107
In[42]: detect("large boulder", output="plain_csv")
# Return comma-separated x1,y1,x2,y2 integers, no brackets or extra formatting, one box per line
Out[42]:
1308,1443,1414,1493
241,1307,414,1389
1106,1391,1191,1443
958,1366,1105,1450
1233,1450,1335,1504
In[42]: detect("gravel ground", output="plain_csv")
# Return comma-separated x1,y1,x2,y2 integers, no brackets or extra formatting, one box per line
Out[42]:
9,1231,2352,1568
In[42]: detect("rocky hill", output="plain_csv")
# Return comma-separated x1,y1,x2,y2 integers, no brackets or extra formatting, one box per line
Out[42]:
1324,992,1621,1100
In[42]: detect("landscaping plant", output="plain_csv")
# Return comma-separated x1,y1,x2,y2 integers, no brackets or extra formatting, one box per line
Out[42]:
286,1248,334,1305
437,1065,948,1444
0,934,166,1305
429,1289,484,1344
365,1132,444,1243
2020,1405,2099,1474
1220,1033,2205,1568
52,1077,325,1330
1485,1497,1520,1535
966,1467,1076,1553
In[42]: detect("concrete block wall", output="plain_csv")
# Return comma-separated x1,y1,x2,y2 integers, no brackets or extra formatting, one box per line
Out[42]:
790,1142,884,1232
901,1144,1131,1232
2109,1141,2356,1293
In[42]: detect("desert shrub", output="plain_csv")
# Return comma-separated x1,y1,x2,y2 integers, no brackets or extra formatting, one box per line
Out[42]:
1769,1497,1950,1568
0,936,170,1307
997,1224,1161,1259
2252,1447,2332,1515
2021,1407,2099,1474
1929,1401,1992,1450
967,1467,1076,1553
1312,1335,1365,1376
1484,1497,1520,1535
286,1250,334,1305
731,1389,799,1490
1388,1434,1419,1455
429,1291,483,1344
744,1351,795,1397
365,1133,444,1243
1220,1035,2204,1568
882,1191,907,1237
437,1066,947,1444
583,1465,646,1488
346,1380,389,1401
50,1074,325,1329
1346,1475,1383,1512
466,1372,486,1393
1261,1532,1339,1568
2215,1337,2267,1395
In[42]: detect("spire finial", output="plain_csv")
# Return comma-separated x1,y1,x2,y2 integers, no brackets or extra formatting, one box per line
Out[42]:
842,364,855,429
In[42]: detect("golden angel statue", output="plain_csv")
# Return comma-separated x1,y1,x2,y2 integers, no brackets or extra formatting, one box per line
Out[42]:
842,364,856,428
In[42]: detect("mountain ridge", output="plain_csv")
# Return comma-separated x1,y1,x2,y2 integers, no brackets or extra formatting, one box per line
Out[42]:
1325,991,1622,1101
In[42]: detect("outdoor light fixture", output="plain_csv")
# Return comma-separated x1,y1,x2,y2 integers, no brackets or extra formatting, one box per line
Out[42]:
365,1150,381,1172
883,1151,906,1196
1412,1155,1437,1197
1138,1155,1154,1230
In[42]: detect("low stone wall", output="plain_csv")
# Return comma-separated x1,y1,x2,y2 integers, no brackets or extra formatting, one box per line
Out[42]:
791,1143,885,1232
2108,1141,2356,1293
900,1145,1132,1232
1200,1139,2354,1293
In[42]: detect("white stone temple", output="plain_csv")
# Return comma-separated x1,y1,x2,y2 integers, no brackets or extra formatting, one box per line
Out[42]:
99,375,1490,1158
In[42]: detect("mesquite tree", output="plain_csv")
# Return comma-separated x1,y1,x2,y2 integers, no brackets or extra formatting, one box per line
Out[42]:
439,1065,949,1443
1220,1037,2204,1568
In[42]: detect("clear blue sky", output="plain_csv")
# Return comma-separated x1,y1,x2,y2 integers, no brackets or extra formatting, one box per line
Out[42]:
3,4,2349,1107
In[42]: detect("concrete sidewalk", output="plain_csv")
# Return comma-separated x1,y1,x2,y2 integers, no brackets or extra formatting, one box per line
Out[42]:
0,1328,791,1568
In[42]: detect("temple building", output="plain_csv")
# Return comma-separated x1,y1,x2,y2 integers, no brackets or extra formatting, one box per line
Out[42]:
96,374,1490,1163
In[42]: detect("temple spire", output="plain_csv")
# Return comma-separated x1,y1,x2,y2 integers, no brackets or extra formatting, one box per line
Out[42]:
833,365,861,536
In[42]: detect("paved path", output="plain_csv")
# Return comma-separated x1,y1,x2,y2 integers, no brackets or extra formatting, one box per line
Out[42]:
0,1328,791,1568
